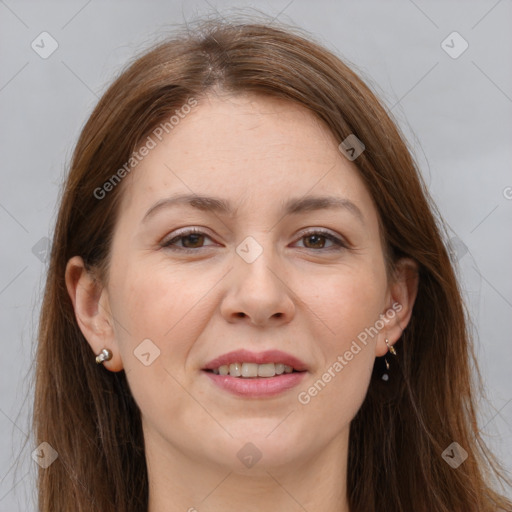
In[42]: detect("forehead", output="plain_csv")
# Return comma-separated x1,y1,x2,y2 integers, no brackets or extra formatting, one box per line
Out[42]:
117,93,375,223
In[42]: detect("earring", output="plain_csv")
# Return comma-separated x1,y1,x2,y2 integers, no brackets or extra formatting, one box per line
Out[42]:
382,339,397,381
95,348,113,365
385,338,397,356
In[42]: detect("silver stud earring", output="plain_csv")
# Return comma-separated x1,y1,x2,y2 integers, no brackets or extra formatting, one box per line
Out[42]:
95,348,113,365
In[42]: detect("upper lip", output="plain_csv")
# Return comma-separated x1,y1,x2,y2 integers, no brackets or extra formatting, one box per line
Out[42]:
203,349,308,371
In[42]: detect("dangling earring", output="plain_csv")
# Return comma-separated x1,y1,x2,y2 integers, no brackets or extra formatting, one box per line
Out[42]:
382,338,397,381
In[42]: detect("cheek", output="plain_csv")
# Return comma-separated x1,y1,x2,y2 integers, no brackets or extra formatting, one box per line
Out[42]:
301,262,387,347
293,263,384,415
114,259,210,333
111,263,210,422
107,260,203,373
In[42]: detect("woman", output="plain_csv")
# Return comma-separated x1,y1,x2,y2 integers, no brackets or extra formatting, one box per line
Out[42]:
34,17,512,512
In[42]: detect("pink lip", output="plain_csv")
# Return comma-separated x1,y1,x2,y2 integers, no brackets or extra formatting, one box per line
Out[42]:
203,349,308,371
203,371,307,398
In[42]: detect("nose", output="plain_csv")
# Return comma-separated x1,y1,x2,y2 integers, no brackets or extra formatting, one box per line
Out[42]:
220,242,296,327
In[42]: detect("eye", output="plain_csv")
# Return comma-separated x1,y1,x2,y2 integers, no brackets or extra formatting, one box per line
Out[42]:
294,229,347,251
161,228,216,252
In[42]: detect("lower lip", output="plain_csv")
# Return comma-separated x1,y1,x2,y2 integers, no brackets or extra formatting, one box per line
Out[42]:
203,370,307,398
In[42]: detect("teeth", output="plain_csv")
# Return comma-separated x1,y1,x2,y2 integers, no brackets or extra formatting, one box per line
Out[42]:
211,362,297,378
258,363,275,377
242,363,259,377
229,362,241,377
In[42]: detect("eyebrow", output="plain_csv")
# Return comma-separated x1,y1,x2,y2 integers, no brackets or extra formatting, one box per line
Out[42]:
141,193,364,224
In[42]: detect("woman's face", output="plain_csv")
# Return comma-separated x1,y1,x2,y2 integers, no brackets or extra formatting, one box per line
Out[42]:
70,92,414,474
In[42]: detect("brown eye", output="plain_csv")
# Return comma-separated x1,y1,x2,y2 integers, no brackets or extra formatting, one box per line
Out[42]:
303,234,327,249
180,233,206,248
162,229,215,252
296,230,346,251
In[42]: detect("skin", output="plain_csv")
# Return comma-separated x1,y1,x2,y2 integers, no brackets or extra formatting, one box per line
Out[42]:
66,92,418,512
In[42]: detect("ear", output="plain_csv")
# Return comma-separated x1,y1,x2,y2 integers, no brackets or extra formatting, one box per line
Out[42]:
375,257,419,357
64,256,124,372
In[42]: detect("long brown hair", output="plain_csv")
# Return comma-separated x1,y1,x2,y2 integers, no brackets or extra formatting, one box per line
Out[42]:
33,16,512,511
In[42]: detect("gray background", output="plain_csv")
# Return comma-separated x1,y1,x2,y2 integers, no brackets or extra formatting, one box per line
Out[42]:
1,0,511,509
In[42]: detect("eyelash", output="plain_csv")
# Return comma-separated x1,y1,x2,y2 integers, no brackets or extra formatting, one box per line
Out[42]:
161,227,348,253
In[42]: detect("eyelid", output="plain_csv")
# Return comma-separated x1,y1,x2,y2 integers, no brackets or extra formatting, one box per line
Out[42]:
161,226,216,249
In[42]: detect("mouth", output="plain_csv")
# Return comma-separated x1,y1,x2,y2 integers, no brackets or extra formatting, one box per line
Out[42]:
203,362,306,378
202,349,308,398
203,349,308,373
